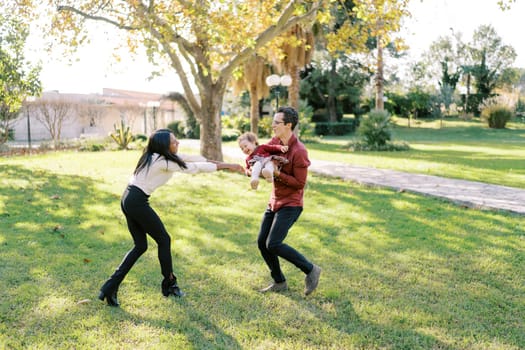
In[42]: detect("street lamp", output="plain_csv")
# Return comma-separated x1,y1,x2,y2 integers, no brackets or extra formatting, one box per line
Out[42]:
265,74,292,111
25,96,36,152
147,101,161,131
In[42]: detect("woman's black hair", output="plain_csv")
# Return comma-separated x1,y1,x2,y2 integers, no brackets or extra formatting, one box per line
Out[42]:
134,129,187,175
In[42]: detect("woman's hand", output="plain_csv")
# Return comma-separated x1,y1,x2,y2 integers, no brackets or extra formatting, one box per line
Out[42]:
229,163,245,174
216,162,244,174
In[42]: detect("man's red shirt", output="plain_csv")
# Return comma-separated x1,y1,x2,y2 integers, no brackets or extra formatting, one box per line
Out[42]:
267,134,310,211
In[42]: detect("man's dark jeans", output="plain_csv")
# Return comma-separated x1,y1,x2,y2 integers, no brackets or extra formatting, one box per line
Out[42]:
257,206,313,283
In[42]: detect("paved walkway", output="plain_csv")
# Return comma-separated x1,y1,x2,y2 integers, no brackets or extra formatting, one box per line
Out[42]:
310,160,525,215
8,140,524,214
182,141,525,215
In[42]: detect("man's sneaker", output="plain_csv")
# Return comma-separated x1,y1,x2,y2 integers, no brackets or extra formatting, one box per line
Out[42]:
304,264,321,296
250,178,259,190
261,168,274,182
259,281,288,293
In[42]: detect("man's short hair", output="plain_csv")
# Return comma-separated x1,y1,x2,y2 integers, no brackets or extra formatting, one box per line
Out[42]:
277,106,298,130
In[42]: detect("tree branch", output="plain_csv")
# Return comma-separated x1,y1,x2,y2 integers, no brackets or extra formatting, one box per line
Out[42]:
57,5,138,31
221,0,322,80
129,2,203,116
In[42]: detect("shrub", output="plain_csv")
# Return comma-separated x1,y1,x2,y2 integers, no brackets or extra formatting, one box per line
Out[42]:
516,98,525,116
0,128,15,143
221,128,240,142
347,140,410,152
133,134,147,142
297,101,316,140
110,120,133,150
358,109,392,147
258,117,273,138
314,121,356,136
182,112,200,139
481,105,513,129
79,142,106,152
167,121,186,138
222,114,250,134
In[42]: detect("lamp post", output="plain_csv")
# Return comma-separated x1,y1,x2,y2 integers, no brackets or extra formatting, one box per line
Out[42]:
25,96,36,152
265,74,292,112
147,101,161,131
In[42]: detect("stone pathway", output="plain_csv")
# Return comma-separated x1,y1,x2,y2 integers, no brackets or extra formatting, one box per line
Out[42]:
182,140,525,215
310,160,525,215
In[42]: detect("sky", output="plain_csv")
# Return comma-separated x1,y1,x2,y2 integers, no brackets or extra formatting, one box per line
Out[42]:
403,0,525,66
29,0,525,95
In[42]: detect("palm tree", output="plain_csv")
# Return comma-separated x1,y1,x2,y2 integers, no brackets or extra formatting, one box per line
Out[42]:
231,55,271,135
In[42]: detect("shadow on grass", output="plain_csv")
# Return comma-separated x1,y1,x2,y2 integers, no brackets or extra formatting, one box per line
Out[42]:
1,163,523,348
0,165,241,349
295,176,524,348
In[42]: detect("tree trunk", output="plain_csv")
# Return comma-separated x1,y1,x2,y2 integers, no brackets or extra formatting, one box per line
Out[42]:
288,65,301,111
328,59,338,122
198,86,226,161
249,84,260,135
465,73,471,113
375,35,384,111
327,96,337,122
283,66,301,136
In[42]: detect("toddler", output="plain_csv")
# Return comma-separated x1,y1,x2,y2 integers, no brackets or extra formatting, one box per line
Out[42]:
238,132,288,190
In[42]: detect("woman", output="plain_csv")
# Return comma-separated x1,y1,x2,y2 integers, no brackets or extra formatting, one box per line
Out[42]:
98,129,243,306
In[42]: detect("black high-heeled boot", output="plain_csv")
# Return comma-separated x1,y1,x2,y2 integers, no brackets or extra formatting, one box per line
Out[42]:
98,290,120,307
162,275,185,297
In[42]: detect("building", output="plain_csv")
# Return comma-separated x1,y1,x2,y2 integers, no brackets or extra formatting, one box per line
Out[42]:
11,88,186,143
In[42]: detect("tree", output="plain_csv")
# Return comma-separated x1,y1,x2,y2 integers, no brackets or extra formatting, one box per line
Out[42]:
497,0,516,10
27,0,322,160
231,24,314,136
78,98,107,129
425,33,464,114
468,25,516,110
231,54,271,136
0,10,42,143
300,55,370,120
33,97,75,147
351,0,410,110
498,67,522,93
272,24,315,111
306,0,364,122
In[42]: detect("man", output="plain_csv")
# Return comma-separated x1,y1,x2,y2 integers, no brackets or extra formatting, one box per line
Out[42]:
256,106,321,296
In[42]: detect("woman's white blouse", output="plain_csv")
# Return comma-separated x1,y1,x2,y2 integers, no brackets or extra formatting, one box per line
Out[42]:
129,153,217,195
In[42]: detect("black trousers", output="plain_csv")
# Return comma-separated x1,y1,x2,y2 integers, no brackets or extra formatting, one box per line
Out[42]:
100,185,173,294
257,206,313,283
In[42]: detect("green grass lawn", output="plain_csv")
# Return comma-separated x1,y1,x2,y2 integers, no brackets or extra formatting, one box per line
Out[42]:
1,150,524,349
298,118,525,188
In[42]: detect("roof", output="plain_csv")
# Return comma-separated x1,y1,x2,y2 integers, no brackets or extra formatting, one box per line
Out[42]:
40,88,176,110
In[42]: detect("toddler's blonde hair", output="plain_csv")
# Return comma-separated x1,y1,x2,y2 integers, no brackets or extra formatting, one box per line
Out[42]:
237,132,259,146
